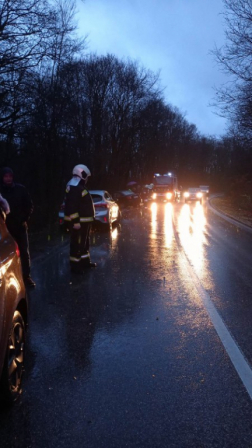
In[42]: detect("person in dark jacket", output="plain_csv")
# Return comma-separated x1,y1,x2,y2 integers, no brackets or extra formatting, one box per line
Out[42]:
64,164,96,273
0,167,35,287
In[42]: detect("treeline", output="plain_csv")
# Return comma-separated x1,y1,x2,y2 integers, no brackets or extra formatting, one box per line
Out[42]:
0,0,251,228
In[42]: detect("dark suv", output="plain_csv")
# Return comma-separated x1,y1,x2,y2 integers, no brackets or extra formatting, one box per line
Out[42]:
0,209,28,403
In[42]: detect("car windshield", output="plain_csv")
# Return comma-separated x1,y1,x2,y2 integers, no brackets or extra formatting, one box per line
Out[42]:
91,194,103,203
188,188,199,192
154,175,173,185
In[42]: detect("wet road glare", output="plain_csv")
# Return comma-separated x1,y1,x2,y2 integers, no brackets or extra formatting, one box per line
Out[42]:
1,200,252,447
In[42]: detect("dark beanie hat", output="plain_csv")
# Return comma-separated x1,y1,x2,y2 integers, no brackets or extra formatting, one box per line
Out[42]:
1,167,14,178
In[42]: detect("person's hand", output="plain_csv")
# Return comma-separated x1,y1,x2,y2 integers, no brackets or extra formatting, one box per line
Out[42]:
73,223,81,230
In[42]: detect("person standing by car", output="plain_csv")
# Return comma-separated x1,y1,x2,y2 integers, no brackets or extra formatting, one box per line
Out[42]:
0,167,35,287
64,164,97,273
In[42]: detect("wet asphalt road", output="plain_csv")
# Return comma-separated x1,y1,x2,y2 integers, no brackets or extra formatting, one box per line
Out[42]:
1,200,252,447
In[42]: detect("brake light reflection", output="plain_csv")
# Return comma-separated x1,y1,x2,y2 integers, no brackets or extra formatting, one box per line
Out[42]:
15,242,20,258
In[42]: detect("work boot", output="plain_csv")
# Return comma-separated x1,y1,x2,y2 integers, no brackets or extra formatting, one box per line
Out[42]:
89,262,97,268
24,276,36,287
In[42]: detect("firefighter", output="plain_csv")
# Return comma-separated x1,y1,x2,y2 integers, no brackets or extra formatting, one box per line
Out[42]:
64,164,97,273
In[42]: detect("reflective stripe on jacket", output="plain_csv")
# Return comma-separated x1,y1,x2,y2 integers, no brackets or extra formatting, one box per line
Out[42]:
64,177,95,225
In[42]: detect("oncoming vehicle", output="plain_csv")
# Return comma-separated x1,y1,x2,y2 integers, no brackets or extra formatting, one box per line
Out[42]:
184,188,203,204
0,208,28,403
151,173,179,202
89,190,120,228
199,185,210,197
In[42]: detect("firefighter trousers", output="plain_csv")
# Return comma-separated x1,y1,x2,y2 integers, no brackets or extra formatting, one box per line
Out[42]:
69,223,91,271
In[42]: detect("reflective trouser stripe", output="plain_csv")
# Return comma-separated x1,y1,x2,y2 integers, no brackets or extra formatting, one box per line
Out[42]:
70,212,79,220
70,256,81,263
64,216,71,221
80,217,93,222
81,253,90,259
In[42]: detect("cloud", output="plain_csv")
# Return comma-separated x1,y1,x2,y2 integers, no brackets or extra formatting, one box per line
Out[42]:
77,0,228,137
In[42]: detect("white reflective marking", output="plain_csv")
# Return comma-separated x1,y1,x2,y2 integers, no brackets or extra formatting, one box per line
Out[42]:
174,223,252,400
208,199,252,234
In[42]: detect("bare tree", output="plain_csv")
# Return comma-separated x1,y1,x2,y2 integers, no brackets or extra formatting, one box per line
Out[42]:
212,0,252,141
0,0,84,137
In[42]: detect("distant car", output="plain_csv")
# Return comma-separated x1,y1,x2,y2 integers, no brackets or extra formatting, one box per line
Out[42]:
184,188,203,204
199,185,210,197
59,190,120,229
0,209,28,403
113,190,142,208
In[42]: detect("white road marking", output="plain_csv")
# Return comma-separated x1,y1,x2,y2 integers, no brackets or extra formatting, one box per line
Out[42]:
173,225,252,400
207,200,252,234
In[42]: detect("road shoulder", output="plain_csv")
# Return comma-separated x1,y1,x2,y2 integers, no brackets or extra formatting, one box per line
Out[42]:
208,196,252,233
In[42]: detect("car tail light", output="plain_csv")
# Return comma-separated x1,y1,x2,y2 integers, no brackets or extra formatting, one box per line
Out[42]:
95,203,108,208
127,196,132,200
15,242,20,257
59,218,63,224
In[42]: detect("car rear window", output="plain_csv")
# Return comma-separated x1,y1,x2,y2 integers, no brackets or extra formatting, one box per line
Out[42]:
91,194,103,203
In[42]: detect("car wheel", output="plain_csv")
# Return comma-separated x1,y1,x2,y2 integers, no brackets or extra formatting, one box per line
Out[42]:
0,310,26,403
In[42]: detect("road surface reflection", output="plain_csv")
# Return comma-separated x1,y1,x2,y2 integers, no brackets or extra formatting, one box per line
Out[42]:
149,201,209,278
177,202,207,275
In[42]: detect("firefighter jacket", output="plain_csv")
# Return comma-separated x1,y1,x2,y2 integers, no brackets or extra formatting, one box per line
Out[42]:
64,177,95,226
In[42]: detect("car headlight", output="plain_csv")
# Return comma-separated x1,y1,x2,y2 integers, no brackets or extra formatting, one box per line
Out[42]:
184,192,189,198
152,193,157,199
196,192,202,199
166,192,172,200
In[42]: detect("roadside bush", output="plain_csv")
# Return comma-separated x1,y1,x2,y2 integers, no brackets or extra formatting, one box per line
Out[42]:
229,175,252,210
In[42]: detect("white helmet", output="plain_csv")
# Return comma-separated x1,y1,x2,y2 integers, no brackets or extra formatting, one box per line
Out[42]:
72,164,91,180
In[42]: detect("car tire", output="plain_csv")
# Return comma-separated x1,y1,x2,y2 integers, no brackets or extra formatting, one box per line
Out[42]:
0,310,26,403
